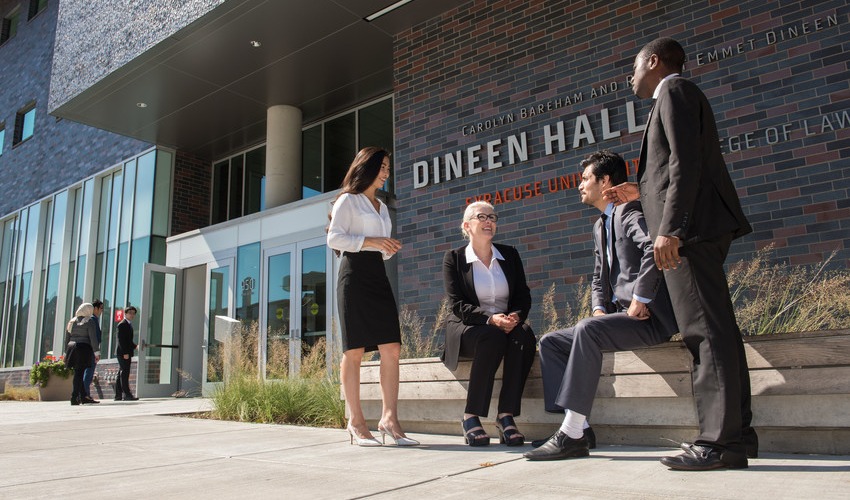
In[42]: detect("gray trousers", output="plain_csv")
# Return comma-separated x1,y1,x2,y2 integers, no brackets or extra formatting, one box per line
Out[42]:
539,313,671,416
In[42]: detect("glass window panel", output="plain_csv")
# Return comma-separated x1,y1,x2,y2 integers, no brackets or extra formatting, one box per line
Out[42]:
323,113,356,192
40,192,67,359
0,128,5,155
152,150,172,237
207,265,229,383
244,146,265,216
22,108,35,141
302,126,322,198
358,99,394,194
211,160,229,224
300,245,326,349
150,236,166,265
0,218,16,367
134,152,154,239
236,242,260,323
266,252,291,379
120,160,136,243
13,205,40,366
229,156,244,220
96,176,111,254
127,237,150,311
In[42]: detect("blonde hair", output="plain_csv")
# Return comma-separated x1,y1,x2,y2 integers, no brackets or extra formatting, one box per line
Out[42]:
461,201,496,240
66,302,94,333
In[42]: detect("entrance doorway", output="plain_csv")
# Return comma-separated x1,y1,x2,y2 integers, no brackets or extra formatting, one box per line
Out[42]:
138,264,182,398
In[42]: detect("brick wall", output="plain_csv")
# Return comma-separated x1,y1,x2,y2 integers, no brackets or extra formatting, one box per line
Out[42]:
0,0,149,217
393,0,850,333
171,150,211,236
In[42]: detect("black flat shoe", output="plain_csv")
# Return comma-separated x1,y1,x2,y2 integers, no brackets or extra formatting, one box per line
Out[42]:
123,395,139,401
532,425,596,449
495,415,525,446
70,396,81,406
661,444,748,471
462,416,490,446
523,431,589,461
81,396,100,404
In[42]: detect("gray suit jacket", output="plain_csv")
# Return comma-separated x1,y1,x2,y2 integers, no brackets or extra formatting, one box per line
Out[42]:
592,201,678,337
637,77,751,244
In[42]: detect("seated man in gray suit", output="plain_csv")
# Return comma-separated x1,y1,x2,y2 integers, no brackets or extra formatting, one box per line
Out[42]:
525,150,678,461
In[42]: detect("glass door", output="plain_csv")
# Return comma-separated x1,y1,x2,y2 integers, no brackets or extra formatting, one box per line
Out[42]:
138,264,182,398
262,245,295,379
262,238,329,378
203,259,233,395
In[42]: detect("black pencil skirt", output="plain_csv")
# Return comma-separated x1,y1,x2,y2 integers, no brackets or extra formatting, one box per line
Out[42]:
337,251,401,352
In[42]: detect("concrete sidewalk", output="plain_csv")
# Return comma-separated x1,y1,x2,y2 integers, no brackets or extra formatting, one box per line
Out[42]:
1,398,848,499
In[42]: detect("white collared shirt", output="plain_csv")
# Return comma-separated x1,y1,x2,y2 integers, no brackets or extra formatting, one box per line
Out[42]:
327,193,393,260
652,73,680,99
466,244,509,315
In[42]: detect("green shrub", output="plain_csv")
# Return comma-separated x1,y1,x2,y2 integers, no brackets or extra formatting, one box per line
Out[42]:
29,355,71,388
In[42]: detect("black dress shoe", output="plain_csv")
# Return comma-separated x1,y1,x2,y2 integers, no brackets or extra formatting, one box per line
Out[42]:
114,396,123,401
123,395,139,401
523,431,589,461
81,396,100,404
661,444,748,471
681,431,758,459
70,396,81,406
532,426,596,449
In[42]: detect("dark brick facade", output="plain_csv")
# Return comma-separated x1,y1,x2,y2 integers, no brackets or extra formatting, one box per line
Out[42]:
0,0,149,217
393,0,850,331
172,150,212,235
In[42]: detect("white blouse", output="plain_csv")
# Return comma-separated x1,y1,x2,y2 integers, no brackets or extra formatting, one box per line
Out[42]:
465,244,510,315
327,193,393,260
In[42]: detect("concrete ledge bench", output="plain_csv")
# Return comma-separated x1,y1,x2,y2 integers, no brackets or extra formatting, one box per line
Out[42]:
357,329,850,454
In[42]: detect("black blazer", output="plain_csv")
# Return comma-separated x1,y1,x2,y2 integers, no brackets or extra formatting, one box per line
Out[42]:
638,77,751,245
115,319,137,357
593,201,678,338
441,243,532,371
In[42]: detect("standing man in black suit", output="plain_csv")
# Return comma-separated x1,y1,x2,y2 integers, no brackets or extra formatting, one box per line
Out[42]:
524,150,678,461
605,37,756,471
114,306,139,401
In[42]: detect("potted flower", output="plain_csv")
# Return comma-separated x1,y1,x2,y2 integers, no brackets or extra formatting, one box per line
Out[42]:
29,355,73,401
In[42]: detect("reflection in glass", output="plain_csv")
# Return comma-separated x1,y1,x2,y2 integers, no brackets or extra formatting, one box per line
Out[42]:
207,266,229,383
145,271,176,384
300,246,326,355
229,156,244,220
302,126,322,198
244,147,265,216
211,160,229,224
237,243,260,323
323,113,356,192
266,252,291,379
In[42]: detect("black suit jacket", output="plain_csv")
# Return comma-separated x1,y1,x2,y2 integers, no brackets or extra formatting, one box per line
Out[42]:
638,77,751,244
441,243,532,371
115,319,137,357
592,201,678,337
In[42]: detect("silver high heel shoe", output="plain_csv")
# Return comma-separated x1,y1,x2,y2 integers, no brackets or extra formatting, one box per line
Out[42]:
347,423,382,447
378,421,420,446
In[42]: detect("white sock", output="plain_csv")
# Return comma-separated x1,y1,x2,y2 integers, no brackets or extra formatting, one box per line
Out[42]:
558,409,586,440
583,420,590,430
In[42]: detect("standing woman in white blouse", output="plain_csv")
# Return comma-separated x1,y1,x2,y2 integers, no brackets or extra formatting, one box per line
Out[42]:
327,147,418,447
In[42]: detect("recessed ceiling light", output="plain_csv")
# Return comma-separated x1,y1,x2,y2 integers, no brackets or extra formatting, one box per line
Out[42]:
365,0,414,21
249,40,261,48
136,102,148,108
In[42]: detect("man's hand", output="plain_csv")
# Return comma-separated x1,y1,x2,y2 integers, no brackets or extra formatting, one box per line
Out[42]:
653,235,681,270
626,299,651,320
592,309,606,317
603,182,640,206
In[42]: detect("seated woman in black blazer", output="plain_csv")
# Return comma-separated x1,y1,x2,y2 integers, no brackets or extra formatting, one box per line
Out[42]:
442,201,536,446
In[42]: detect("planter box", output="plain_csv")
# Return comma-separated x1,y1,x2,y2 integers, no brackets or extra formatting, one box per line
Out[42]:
356,329,850,454
38,375,73,402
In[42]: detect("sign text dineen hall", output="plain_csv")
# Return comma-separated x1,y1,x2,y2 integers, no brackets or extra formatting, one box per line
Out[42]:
411,101,646,189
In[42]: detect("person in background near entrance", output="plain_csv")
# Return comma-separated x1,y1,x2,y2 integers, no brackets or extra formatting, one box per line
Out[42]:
327,147,418,447
114,306,139,401
81,300,104,404
603,37,756,471
442,201,536,447
524,151,678,461
64,303,100,406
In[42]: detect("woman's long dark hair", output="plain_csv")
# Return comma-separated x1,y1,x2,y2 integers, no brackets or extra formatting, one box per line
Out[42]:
336,146,390,199
327,147,390,255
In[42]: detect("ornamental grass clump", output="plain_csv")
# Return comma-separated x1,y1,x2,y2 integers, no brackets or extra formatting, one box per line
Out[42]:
29,355,71,388
209,323,345,428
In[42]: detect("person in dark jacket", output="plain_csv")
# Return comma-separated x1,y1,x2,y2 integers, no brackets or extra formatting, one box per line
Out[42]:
114,306,139,401
64,303,100,406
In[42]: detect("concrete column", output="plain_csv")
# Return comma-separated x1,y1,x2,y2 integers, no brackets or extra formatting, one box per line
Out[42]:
265,105,302,209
